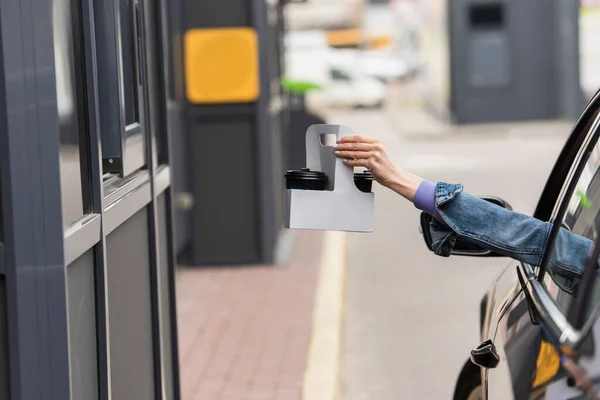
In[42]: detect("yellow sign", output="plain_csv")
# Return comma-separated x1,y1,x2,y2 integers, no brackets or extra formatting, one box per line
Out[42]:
184,28,259,104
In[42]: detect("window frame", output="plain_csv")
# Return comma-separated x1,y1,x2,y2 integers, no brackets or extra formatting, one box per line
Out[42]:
538,108,600,281
95,0,148,178
55,0,94,228
521,105,600,348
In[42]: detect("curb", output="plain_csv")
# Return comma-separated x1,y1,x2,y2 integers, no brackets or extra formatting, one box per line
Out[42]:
302,231,348,400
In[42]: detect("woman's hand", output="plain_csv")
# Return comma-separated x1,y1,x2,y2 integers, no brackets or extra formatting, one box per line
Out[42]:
333,135,423,202
333,135,398,186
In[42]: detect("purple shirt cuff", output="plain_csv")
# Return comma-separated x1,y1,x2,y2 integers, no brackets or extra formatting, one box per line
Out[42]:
414,180,445,223
414,179,437,216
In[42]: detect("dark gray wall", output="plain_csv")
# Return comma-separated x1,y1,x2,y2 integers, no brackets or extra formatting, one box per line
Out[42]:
67,251,98,400
170,108,191,257
185,0,250,28
180,0,285,265
106,208,155,400
269,111,285,245
157,194,175,400
190,119,261,264
554,0,585,120
448,0,579,123
0,276,8,400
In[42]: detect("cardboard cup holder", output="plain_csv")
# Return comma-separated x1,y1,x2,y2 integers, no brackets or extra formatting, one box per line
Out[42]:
284,124,375,232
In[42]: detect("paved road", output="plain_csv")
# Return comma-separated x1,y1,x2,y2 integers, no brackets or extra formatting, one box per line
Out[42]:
328,109,571,399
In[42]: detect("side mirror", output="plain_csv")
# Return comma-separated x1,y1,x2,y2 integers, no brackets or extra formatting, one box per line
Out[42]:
419,196,513,257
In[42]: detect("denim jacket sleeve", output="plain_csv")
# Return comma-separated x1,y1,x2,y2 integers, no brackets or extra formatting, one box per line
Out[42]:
430,182,592,276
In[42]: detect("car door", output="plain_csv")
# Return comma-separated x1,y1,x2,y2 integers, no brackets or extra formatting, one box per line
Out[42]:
485,90,600,399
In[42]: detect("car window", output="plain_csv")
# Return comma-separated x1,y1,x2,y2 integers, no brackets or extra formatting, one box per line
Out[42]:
542,124,600,315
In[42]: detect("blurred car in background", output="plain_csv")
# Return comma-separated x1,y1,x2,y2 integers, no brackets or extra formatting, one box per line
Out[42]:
306,66,387,109
285,42,388,109
332,48,418,82
284,0,366,31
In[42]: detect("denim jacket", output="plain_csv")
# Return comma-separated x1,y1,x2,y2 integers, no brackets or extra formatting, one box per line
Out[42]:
429,183,592,277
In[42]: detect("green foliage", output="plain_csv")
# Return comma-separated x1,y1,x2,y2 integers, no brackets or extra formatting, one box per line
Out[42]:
281,77,323,95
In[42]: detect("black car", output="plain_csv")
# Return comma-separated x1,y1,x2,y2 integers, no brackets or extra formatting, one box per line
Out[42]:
419,90,600,400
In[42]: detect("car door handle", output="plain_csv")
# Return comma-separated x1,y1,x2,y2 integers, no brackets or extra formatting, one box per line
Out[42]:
470,339,500,369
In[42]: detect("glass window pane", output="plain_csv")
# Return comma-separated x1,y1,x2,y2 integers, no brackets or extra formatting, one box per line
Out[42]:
67,251,98,400
121,0,139,126
544,133,600,315
53,0,90,227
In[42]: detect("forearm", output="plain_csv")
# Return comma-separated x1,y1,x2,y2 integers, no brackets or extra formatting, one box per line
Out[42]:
383,170,440,221
419,182,591,275
385,169,424,203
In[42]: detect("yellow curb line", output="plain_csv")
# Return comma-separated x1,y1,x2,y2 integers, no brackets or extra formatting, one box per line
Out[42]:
302,231,348,400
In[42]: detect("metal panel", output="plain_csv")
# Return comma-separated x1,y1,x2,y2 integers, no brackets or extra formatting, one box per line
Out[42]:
67,250,98,400
156,0,183,395
0,276,8,400
93,0,122,160
103,179,152,234
0,0,71,397
448,0,564,123
252,0,279,264
64,214,102,265
554,0,584,120
167,104,190,256
106,207,155,400
155,165,171,197
157,194,174,400
189,120,261,265
94,0,148,177
184,0,249,29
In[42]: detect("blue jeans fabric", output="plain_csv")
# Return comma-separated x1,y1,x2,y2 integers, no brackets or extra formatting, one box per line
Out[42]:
429,183,592,276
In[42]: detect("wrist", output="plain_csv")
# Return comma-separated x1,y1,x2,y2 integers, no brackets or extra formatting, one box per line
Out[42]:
385,170,424,202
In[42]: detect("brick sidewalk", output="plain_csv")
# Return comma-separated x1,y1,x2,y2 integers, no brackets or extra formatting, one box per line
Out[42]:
176,231,323,400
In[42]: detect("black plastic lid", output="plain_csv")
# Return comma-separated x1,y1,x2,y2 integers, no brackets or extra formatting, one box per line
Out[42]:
285,168,328,181
354,170,373,180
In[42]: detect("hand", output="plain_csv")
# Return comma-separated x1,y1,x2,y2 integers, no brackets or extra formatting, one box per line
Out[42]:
333,135,399,187
333,135,424,202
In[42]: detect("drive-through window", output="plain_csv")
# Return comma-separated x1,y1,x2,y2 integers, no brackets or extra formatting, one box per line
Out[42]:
95,0,147,178
53,0,92,227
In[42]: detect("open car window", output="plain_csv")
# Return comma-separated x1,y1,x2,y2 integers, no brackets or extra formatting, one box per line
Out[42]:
541,111,600,317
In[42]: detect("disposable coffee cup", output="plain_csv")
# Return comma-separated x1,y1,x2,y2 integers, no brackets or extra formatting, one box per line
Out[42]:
354,170,373,193
285,168,328,190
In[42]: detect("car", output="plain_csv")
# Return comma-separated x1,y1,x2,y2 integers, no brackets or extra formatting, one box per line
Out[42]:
330,48,417,83
419,89,600,400
283,0,365,31
285,48,388,109
305,67,387,109
284,33,415,83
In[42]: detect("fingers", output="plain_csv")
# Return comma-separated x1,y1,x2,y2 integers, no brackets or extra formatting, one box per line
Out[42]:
333,142,381,152
341,158,370,167
335,150,371,160
334,140,385,164
337,135,380,144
